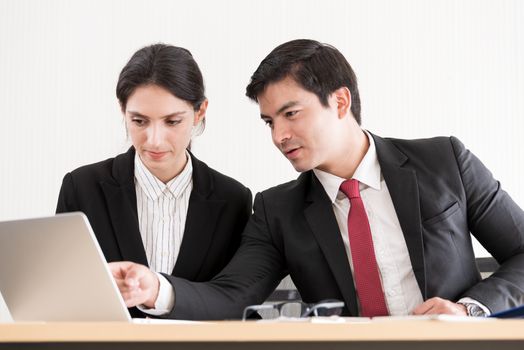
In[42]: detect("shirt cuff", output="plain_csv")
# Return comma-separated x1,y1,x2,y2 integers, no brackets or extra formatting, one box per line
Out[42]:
136,273,175,316
457,297,491,316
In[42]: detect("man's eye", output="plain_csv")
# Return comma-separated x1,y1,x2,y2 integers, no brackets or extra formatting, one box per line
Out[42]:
166,120,181,126
285,110,298,117
263,119,273,127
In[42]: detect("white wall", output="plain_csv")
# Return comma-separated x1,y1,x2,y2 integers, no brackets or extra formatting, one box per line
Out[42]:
1,0,523,257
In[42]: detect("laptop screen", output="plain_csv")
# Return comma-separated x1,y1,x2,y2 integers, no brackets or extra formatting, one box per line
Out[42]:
0,213,131,322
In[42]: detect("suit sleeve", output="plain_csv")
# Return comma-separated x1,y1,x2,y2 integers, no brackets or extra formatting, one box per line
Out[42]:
56,173,80,213
242,187,253,223
230,186,253,255
162,192,286,320
451,136,524,312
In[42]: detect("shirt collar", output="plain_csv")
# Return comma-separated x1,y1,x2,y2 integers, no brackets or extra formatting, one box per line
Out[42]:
134,151,193,201
313,130,382,203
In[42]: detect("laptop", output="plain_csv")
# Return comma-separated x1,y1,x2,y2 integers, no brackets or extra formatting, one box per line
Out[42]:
0,212,132,322
489,304,524,318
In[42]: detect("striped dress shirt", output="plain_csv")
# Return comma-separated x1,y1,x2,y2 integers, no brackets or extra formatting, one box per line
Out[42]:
134,153,193,275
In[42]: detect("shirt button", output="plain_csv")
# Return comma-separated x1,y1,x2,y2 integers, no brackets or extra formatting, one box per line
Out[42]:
387,289,399,297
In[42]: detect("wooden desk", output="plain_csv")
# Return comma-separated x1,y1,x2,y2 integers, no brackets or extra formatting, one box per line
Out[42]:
1,319,523,350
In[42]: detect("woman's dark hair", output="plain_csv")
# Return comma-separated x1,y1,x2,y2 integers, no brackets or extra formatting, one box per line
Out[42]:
116,43,206,116
246,39,361,125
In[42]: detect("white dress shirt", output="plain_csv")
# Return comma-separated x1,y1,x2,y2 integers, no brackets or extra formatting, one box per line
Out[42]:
313,130,489,316
313,131,425,315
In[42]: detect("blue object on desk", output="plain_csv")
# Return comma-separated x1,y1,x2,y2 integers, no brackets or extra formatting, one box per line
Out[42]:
489,304,524,318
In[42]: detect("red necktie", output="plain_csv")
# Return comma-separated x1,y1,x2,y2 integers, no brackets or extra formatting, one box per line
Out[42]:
340,179,389,317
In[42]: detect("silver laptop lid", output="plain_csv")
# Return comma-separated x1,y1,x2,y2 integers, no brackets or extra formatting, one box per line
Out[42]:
0,212,131,322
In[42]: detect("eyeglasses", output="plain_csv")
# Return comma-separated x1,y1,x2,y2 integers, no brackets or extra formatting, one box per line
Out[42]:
242,299,344,320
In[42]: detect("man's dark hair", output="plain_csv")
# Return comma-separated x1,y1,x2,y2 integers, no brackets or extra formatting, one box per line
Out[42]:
245,39,361,124
116,43,206,113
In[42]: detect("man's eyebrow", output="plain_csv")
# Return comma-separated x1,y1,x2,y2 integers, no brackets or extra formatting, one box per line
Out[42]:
276,101,299,115
260,101,300,120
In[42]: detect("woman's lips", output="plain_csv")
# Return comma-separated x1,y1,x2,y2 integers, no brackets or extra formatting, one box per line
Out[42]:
146,151,168,160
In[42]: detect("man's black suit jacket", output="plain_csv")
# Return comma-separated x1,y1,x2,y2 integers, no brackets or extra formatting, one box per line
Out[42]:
56,147,252,317
167,134,524,320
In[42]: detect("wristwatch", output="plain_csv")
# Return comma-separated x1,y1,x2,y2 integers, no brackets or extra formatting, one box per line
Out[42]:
460,302,487,317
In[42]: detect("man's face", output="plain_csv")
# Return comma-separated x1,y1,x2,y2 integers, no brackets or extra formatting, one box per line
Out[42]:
258,77,343,173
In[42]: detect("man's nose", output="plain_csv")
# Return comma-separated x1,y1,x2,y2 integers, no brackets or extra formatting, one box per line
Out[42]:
272,119,291,146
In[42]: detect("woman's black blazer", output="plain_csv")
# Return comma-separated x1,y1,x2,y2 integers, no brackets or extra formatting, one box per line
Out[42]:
56,147,252,316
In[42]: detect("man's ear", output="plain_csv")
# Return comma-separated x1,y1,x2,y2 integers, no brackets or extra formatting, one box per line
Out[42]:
332,87,351,119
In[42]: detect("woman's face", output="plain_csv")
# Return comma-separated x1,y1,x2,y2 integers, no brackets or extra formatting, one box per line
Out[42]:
124,84,206,183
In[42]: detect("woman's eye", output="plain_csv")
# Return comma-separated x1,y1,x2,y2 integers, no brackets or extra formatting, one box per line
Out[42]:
131,118,146,126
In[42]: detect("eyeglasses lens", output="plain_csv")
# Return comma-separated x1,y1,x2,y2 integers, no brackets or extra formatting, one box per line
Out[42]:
279,302,303,318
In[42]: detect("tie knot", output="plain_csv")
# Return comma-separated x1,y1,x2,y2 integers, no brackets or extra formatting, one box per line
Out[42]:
340,179,360,199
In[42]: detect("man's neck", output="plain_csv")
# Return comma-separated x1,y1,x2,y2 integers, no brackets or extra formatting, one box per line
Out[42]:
317,128,369,179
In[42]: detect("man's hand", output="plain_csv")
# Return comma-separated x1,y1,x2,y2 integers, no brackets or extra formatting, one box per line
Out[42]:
411,297,467,316
108,261,160,309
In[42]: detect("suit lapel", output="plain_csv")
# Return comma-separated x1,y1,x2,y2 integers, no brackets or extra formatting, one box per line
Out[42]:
173,153,225,279
101,147,148,266
372,134,426,298
303,173,359,316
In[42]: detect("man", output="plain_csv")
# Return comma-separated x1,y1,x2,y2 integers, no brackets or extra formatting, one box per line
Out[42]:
110,39,524,319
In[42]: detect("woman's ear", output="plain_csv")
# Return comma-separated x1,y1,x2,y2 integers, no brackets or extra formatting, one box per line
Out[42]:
119,100,126,115
120,102,129,138
191,99,208,137
194,99,208,125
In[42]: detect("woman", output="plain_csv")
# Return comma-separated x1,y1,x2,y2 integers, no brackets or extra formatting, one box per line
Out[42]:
56,44,252,318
